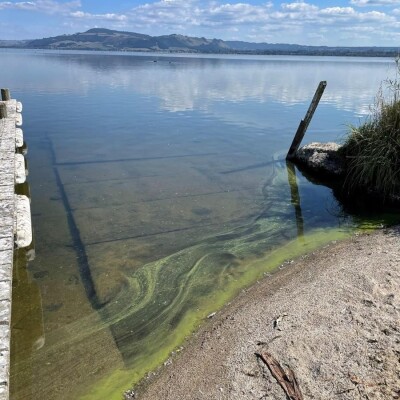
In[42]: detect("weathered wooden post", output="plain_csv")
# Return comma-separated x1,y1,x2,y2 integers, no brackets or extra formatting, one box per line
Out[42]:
0,103,7,119
1,88,11,101
286,81,327,160
0,88,10,119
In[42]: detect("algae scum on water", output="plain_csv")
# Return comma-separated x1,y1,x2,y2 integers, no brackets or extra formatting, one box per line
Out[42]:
7,51,400,400
11,155,390,400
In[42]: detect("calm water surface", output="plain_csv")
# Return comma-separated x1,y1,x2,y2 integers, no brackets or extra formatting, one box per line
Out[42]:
3,50,398,399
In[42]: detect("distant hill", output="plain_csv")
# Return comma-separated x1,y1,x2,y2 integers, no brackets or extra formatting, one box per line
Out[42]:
17,28,230,53
1,28,399,57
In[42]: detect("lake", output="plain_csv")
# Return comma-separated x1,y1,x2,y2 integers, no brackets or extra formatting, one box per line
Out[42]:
3,49,398,399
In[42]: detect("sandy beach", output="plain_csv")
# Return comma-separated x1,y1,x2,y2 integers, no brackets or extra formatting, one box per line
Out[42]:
133,226,400,400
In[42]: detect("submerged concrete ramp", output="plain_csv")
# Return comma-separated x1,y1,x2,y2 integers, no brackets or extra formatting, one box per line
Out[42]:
0,90,32,399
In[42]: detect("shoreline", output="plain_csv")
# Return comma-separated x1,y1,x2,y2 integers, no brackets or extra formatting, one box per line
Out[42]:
132,226,400,399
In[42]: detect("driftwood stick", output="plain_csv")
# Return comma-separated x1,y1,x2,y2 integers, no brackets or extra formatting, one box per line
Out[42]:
257,351,304,400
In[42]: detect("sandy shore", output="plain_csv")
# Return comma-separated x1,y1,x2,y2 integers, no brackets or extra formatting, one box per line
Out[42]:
133,226,400,400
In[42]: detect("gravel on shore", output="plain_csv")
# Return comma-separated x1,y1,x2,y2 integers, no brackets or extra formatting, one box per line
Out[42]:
134,226,400,400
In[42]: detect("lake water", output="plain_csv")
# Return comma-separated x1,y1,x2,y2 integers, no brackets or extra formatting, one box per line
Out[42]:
3,50,398,399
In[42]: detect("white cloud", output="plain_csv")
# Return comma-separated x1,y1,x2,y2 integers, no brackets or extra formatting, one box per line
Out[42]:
320,7,356,16
108,0,399,45
206,3,274,25
126,0,275,30
131,0,199,27
130,1,320,32
70,11,127,21
281,2,318,12
350,0,400,6
0,0,80,14
359,10,392,20
0,1,36,10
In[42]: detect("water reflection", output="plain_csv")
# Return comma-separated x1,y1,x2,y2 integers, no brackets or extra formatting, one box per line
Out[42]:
2,50,394,117
11,248,44,396
286,161,304,239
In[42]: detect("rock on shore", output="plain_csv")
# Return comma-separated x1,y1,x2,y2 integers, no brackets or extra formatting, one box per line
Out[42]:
294,142,344,177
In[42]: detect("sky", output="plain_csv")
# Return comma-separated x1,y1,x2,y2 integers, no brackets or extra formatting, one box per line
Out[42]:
1,0,400,46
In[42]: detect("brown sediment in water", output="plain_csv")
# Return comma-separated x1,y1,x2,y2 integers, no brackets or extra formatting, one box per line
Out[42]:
134,225,400,400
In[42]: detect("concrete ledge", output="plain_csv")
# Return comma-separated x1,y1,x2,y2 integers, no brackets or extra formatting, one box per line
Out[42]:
0,94,31,400
15,114,22,127
14,195,32,249
15,129,23,148
15,154,26,184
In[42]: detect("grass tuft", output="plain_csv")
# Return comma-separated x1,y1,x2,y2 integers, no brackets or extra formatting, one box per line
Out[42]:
340,61,400,200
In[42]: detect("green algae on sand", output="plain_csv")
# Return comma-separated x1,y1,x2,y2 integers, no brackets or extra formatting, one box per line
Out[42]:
79,226,353,400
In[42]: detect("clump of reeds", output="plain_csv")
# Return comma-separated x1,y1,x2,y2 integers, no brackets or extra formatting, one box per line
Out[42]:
340,60,400,200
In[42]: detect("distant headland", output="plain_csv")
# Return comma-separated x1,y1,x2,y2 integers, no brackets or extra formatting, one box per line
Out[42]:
0,28,399,57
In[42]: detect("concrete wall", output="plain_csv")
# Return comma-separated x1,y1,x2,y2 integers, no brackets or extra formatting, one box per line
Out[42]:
0,97,32,400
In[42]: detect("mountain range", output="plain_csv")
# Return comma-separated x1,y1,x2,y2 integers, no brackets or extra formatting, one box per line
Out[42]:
1,28,399,57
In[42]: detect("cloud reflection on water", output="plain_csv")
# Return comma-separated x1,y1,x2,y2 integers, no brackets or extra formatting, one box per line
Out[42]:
2,50,395,117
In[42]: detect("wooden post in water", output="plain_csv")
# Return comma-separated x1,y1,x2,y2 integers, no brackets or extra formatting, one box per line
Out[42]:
1,89,11,101
286,81,327,160
0,103,7,119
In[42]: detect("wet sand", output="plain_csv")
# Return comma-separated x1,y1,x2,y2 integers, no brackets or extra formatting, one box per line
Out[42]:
133,226,400,400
